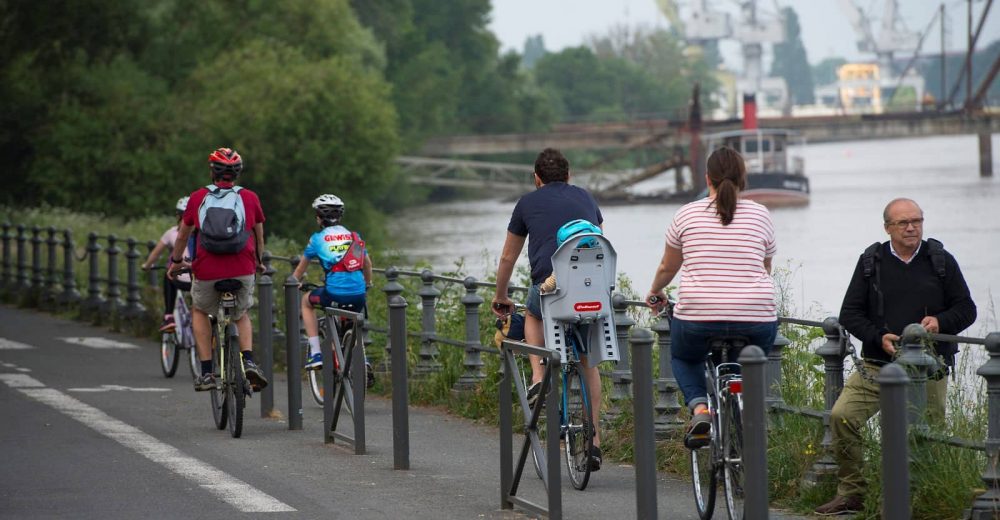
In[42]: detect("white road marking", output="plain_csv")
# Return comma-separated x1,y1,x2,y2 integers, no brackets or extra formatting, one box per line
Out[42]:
16,367,30,372
0,373,295,513
0,338,35,350
58,337,140,350
68,384,171,393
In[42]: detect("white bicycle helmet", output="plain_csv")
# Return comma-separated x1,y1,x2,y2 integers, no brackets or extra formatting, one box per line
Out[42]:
312,194,344,222
175,196,190,212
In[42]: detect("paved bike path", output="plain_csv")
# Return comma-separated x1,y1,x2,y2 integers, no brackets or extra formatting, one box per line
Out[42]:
0,305,807,519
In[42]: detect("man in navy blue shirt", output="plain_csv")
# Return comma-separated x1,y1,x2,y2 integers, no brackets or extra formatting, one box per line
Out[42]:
492,147,605,469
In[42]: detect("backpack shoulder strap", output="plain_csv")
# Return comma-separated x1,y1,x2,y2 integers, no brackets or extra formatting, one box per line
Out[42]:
925,238,947,279
861,241,881,278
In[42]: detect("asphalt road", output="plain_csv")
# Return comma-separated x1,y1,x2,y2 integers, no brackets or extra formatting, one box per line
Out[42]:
0,305,807,519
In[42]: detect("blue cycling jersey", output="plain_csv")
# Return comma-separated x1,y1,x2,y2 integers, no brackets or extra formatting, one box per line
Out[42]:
303,225,367,296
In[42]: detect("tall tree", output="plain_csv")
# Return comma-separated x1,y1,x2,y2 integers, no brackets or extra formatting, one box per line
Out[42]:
770,7,814,105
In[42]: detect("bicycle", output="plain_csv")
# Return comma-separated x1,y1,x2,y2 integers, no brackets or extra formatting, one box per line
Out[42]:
150,265,198,379
298,283,373,407
689,335,749,520
529,322,597,491
207,278,254,439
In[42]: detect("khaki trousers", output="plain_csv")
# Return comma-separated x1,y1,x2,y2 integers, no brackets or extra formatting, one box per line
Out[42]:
830,362,947,498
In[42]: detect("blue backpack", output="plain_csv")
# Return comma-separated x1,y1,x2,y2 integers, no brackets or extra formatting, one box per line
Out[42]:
197,185,249,254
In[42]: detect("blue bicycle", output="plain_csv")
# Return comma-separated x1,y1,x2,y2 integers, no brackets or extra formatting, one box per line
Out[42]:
530,323,597,491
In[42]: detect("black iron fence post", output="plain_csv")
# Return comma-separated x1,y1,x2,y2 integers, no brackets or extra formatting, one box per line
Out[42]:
262,253,283,347
15,224,28,291
83,232,104,318
630,327,658,518
257,253,274,418
766,332,790,411
383,267,404,368
124,238,145,319
651,311,684,437
740,345,769,519
59,230,80,307
804,317,847,485
45,226,59,303
30,225,43,298
455,276,484,391
1,222,10,290
879,363,911,520
102,234,123,321
389,293,410,470
284,274,302,430
968,332,1000,518
609,294,634,420
897,323,936,436
416,269,441,375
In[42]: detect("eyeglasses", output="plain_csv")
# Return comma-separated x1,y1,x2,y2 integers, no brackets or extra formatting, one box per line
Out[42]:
885,218,924,228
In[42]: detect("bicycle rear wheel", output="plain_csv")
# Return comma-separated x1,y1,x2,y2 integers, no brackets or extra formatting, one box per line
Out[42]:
564,365,594,491
187,344,199,380
226,327,245,438
210,328,228,430
722,391,745,520
690,422,719,519
160,332,179,378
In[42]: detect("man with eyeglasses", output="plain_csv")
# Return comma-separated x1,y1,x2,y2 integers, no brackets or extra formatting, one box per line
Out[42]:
815,197,976,516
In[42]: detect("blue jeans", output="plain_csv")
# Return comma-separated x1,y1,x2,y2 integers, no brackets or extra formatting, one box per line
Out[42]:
526,284,542,319
670,318,778,411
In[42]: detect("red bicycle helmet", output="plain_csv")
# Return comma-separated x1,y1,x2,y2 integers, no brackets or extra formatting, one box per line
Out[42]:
208,147,243,178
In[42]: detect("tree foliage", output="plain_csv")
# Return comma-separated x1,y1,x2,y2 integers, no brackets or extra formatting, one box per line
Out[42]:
2,0,733,240
2,0,399,242
770,7,814,105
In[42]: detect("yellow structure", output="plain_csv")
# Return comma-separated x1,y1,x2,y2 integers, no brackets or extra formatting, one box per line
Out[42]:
838,63,882,112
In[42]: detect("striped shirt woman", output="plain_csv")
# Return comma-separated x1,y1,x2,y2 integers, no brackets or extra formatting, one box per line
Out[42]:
645,146,778,449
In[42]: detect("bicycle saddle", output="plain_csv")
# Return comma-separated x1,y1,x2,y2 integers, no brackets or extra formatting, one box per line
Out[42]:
213,279,244,292
707,336,750,364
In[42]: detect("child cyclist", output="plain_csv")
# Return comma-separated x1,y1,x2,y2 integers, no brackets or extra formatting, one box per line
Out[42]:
291,194,373,373
142,196,194,331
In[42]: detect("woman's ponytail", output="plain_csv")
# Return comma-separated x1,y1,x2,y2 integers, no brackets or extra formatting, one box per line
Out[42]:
706,146,747,226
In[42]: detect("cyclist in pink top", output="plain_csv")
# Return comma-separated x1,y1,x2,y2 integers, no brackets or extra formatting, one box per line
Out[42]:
143,196,193,331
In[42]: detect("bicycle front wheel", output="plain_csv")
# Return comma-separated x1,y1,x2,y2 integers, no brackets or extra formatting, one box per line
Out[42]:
160,332,179,378
564,365,594,491
210,329,228,430
722,392,745,520
226,327,245,438
690,430,719,519
187,344,199,380
307,323,328,406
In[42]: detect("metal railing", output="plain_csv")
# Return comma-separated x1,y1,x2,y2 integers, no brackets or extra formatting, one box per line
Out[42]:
3,219,1000,517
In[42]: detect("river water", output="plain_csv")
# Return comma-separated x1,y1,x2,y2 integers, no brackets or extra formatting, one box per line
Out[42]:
392,135,1000,334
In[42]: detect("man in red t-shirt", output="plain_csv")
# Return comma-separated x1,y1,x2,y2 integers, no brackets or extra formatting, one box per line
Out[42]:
168,148,268,392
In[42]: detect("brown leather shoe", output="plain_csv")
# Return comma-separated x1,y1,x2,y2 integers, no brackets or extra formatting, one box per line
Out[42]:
814,495,863,516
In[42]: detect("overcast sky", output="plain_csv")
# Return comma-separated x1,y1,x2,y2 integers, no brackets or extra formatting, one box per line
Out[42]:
489,0,999,69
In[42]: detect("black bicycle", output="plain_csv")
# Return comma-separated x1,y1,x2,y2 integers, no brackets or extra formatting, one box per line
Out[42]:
209,279,253,438
299,283,372,407
690,336,749,520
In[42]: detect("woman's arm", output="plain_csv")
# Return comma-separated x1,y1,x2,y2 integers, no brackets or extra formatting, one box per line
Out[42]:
142,241,168,270
764,256,773,275
649,244,683,294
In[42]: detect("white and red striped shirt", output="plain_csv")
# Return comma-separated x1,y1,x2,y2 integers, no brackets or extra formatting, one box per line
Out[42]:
666,198,776,322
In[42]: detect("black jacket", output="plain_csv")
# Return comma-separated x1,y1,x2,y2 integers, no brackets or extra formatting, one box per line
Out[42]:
838,240,977,365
